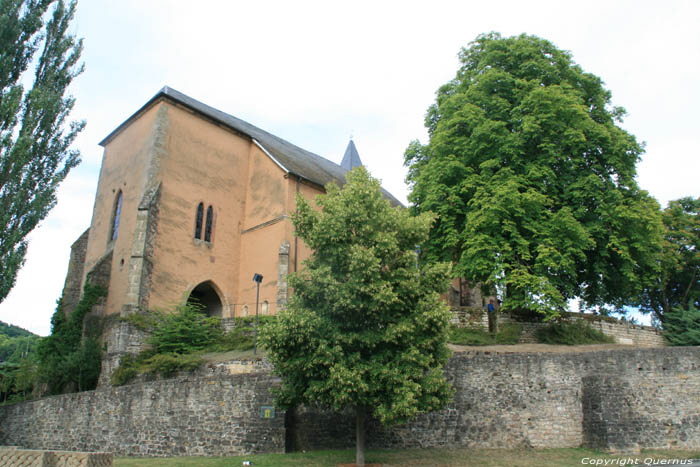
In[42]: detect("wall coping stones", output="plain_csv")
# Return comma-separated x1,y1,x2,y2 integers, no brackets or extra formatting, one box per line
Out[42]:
0,448,113,466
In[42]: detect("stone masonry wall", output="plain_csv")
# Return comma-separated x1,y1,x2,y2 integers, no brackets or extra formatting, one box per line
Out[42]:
294,347,699,453
0,373,284,457
0,347,697,456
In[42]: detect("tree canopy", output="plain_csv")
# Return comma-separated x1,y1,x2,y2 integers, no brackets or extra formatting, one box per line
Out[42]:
405,33,663,317
0,0,84,303
637,197,699,323
260,168,453,466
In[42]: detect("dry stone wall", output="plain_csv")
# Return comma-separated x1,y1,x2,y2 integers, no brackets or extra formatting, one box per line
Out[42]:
0,347,697,457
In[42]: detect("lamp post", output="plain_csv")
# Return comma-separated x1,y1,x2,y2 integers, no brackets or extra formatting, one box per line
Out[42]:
252,273,263,355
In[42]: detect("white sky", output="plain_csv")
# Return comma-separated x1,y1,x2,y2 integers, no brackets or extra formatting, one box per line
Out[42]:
1,0,699,335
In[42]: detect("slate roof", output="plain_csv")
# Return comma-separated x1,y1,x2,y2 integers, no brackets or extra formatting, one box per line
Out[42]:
341,139,363,170
99,86,402,207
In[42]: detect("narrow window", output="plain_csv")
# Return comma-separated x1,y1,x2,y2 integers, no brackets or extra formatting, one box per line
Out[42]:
204,205,213,242
110,191,122,242
194,203,204,239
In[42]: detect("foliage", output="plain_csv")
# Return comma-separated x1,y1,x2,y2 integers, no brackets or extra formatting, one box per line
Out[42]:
110,353,139,387
0,333,39,363
0,320,37,338
637,197,699,323
448,323,521,346
535,320,614,345
663,303,700,346
147,304,222,355
0,0,85,303
111,312,263,386
260,167,453,465
209,317,273,352
142,353,204,378
404,33,663,318
36,283,106,394
0,321,39,401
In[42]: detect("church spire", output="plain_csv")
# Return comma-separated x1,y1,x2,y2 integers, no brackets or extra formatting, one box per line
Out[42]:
340,139,363,171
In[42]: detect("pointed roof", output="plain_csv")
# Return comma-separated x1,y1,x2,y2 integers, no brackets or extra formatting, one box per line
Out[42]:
340,139,363,170
99,87,403,207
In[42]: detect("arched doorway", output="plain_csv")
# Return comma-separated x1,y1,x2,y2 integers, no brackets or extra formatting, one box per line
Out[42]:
187,281,223,317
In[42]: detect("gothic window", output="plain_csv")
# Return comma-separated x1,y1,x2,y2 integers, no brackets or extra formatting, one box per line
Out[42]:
110,191,122,242
194,203,204,239
204,205,213,242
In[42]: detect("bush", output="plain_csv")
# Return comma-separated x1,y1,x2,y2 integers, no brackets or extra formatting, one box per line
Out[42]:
535,321,614,345
448,323,521,346
110,354,139,387
148,304,222,354
142,353,203,377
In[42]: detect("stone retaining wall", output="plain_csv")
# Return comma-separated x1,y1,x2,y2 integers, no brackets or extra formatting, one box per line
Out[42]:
0,374,283,457
293,347,700,452
1,347,697,456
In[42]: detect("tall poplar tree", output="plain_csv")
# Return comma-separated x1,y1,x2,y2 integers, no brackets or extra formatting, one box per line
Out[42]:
405,33,663,317
0,0,84,303
260,168,453,466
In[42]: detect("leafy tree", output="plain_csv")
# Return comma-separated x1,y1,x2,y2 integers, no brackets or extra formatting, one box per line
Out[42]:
0,0,84,303
405,33,663,318
638,197,699,323
663,303,700,346
260,168,453,466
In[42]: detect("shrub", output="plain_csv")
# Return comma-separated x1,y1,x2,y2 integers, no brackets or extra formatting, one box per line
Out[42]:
535,321,614,345
142,353,203,377
148,304,222,354
212,316,274,352
110,354,139,386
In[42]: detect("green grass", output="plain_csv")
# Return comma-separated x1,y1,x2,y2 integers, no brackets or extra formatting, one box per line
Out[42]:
448,323,521,346
114,447,700,467
535,321,615,345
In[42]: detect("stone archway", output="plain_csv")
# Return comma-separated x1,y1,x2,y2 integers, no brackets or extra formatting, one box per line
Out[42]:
187,281,223,317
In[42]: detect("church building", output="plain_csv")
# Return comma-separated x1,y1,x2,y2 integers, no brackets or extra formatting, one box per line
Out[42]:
60,86,401,324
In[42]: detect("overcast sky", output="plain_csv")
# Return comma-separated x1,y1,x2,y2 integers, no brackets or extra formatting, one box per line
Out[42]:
2,0,699,335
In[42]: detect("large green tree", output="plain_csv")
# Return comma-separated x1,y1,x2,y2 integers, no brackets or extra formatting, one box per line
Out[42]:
405,33,663,317
638,197,699,323
260,168,453,466
0,0,84,303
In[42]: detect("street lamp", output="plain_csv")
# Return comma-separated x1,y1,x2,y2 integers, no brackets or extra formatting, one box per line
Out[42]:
253,273,263,355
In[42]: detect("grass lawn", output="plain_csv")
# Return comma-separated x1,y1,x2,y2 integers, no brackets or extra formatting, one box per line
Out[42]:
115,447,700,466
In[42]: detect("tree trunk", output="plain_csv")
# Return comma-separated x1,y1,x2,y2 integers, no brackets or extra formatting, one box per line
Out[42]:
356,405,366,466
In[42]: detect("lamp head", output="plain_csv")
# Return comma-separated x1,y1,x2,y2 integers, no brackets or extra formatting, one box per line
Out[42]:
253,273,263,283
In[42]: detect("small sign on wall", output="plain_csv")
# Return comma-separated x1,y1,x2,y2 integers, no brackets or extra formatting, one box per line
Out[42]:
260,406,275,419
